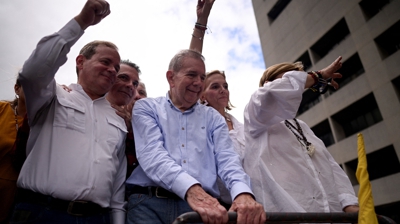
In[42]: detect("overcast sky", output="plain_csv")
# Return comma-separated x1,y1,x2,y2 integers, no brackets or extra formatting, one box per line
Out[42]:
0,0,265,122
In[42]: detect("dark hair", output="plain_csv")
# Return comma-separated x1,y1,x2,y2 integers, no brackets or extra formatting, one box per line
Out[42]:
76,40,119,75
121,59,141,75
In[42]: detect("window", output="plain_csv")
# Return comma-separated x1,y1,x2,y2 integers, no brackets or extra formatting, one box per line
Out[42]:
359,0,390,20
345,145,400,185
310,18,350,62
295,51,312,72
297,89,322,115
331,93,383,137
392,76,400,102
310,119,335,147
374,20,400,59
267,0,291,22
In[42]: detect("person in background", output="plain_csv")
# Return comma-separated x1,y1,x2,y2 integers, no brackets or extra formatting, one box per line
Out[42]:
0,80,26,224
243,57,360,213
107,59,141,178
190,0,245,208
12,1,127,223
200,70,245,207
134,81,147,102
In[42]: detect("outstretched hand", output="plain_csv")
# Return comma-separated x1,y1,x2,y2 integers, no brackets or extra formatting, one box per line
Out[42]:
186,184,228,224
319,56,343,89
74,0,111,30
196,0,215,25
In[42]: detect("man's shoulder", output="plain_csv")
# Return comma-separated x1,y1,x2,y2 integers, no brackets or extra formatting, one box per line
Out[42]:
136,96,167,108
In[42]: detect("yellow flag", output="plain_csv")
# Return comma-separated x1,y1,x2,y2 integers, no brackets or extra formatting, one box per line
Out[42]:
356,133,378,224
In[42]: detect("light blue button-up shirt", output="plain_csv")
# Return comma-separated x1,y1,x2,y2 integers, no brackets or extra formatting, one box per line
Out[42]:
127,92,253,200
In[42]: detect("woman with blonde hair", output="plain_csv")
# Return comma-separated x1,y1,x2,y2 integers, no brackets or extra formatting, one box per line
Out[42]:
243,57,360,213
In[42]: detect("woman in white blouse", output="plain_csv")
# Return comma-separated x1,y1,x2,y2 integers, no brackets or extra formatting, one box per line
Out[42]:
200,70,245,163
243,56,360,213
200,70,245,207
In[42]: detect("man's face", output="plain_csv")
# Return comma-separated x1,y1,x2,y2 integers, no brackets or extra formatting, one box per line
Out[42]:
168,57,205,111
77,45,120,99
108,64,139,106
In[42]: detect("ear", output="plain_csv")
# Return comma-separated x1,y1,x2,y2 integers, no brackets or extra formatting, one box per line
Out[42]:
166,71,175,88
76,55,85,72
14,84,21,95
200,93,206,102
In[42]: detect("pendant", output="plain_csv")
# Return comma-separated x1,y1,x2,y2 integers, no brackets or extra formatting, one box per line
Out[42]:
307,144,316,157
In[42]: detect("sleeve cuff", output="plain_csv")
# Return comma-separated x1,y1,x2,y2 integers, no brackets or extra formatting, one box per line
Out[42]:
171,172,200,200
339,193,359,209
230,181,254,201
58,19,84,44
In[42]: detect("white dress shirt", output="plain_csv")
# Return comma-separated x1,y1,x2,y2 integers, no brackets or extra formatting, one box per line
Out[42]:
17,19,127,223
243,71,358,212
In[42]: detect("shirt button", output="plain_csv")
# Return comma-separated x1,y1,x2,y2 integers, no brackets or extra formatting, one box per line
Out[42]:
313,197,315,199
95,139,98,142
182,127,184,130
92,186,96,189
95,160,99,164
183,160,186,163
182,144,184,147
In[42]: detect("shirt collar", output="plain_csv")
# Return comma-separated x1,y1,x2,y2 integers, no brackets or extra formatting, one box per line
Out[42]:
165,91,198,114
69,83,107,101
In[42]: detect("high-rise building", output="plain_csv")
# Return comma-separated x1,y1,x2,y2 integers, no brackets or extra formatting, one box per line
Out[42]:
252,0,400,221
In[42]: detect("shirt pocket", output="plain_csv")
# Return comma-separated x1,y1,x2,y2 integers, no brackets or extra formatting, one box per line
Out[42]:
53,97,86,133
106,116,127,152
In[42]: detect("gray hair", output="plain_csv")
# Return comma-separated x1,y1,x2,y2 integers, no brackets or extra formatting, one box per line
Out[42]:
168,49,205,73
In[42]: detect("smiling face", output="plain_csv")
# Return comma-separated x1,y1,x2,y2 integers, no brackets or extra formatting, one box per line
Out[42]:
76,44,121,100
167,57,205,111
107,63,139,106
201,73,229,113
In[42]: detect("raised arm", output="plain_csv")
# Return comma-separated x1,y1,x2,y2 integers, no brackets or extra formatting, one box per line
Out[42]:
245,56,343,137
189,0,215,52
18,0,111,124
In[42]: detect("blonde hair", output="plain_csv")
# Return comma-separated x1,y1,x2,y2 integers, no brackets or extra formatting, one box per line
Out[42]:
259,61,304,87
203,70,234,110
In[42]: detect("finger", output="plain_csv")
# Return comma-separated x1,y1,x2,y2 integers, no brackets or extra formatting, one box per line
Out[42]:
331,80,339,89
332,72,342,79
196,208,210,224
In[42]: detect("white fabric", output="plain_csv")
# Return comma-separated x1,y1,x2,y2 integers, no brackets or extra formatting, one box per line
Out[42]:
17,19,127,222
243,71,358,212
227,113,246,165
218,113,246,204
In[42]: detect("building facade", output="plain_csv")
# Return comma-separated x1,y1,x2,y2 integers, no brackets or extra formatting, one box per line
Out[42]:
252,0,400,221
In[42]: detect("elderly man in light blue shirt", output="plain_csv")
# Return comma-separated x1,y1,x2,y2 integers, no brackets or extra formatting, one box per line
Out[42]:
126,49,265,224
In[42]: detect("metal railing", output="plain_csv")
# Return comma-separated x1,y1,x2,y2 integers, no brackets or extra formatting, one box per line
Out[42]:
172,212,397,224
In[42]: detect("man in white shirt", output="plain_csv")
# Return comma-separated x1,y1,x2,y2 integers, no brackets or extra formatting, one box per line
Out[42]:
11,1,127,224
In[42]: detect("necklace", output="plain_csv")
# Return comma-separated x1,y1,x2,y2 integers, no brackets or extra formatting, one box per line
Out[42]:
14,105,19,131
284,118,315,157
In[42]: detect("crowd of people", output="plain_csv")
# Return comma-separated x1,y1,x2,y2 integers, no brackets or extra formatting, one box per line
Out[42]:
0,0,359,224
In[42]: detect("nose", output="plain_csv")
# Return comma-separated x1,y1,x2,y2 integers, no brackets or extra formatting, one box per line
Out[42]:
193,75,203,86
133,88,139,100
